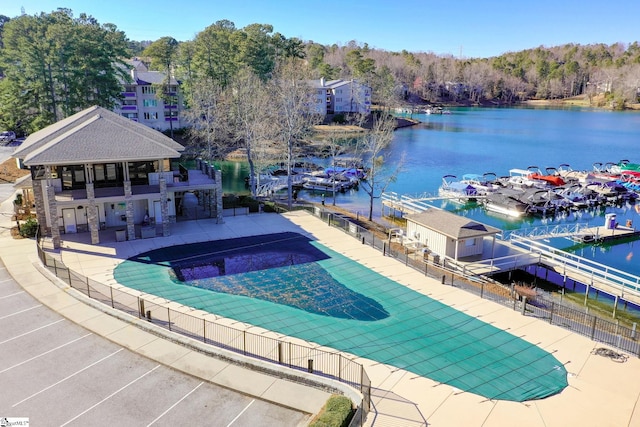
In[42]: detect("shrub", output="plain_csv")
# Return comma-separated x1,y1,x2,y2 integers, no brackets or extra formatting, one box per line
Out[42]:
332,113,346,124
309,395,353,427
19,217,39,238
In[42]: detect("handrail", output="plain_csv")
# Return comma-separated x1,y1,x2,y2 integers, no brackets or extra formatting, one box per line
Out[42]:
510,235,640,296
501,222,590,241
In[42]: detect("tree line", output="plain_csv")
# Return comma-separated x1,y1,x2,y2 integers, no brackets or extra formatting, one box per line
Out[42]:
2,9,637,218
2,9,639,136
0,9,399,219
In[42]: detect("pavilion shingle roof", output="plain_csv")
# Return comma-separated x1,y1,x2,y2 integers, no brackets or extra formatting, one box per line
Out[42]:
406,208,501,240
14,106,184,166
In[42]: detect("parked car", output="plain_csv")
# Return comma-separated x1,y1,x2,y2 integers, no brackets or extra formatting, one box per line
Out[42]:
0,131,16,144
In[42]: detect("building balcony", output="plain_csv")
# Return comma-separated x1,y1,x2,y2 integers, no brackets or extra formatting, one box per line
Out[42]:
53,168,218,203
164,117,179,121
122,92,136,98
121,105,137,111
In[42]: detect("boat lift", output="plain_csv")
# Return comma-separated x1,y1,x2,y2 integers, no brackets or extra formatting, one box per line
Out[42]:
381,191,486,216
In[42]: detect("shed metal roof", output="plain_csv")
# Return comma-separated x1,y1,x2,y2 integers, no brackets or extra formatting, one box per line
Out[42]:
406,208,501,240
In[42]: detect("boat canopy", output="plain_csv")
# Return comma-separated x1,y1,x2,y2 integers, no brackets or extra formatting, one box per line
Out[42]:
448,182,478,195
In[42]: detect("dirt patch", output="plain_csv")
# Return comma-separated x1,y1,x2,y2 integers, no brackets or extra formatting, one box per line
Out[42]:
0,157,30,184
314,124,366,133
10,226,25,239
316,203,389,238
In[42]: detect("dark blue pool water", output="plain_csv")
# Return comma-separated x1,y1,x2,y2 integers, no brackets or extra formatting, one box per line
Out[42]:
130,232,389,321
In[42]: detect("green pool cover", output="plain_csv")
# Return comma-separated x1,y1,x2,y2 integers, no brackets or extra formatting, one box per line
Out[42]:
114,232,568,401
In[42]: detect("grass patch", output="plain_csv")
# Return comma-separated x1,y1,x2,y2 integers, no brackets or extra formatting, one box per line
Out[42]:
309,395,353,427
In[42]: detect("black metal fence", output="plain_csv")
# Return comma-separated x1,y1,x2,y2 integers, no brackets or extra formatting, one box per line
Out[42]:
35,237,370,426
311,206,640,357
34,205,640,426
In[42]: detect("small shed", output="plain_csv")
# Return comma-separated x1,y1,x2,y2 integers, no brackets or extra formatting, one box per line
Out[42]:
405,209,501,261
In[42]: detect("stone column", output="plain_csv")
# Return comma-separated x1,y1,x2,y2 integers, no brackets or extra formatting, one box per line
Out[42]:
159,177,170,236
86,182,100,244
47,185,60,249
32,181,47,235
124,180,135,240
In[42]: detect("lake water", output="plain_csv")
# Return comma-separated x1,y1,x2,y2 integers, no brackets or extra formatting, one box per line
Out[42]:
216,106,640,277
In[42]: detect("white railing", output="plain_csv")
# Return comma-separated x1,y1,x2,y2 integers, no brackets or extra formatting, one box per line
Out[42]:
510,235,640,297
256,175,304,197
458,251,542,277
501,222,590,241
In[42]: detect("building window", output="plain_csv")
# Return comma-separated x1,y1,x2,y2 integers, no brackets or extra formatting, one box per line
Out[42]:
128,161,154,185
143,112,158,120
106,164,117,181
141,86,156,94
58,165,86,190
143,99,157,107
465,238,476,247
94,165,105,181
91,163,120,187
122,113,138,120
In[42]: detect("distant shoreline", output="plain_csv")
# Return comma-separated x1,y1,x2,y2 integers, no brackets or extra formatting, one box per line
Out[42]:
428,95,640,111
521,96,640,111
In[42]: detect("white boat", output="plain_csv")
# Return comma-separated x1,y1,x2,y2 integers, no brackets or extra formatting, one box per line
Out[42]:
591,162,620,181
302,176,350,193
438,175,478,202
556,164,596,183
460,173,500,196
501,168,543,189
553,185,591,209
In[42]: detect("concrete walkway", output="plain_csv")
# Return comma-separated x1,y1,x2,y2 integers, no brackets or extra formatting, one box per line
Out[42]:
4,184,640,426
282,211,640,427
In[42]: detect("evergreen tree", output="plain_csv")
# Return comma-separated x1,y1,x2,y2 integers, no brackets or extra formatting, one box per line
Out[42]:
0,9,129,133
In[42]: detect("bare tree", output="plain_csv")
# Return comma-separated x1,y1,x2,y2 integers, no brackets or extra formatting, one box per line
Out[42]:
618,64,640,105
317,126,358,206
268,59,322,209
356,111,404,221
184,78,228,159
229,67,277,196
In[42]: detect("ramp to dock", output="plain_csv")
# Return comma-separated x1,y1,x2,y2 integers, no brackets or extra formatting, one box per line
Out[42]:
509,236,640,304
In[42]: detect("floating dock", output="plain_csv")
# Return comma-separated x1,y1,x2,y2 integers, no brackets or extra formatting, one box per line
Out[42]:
575,224,640,244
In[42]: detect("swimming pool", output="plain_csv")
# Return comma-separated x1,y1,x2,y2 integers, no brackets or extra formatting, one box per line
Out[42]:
114,231,568,402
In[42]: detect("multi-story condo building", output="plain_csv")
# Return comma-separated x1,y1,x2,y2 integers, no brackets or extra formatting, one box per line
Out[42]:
310,78,372,116
115,59,183,131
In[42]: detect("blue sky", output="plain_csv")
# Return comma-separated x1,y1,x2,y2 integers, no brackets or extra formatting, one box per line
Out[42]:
2,0,639,58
